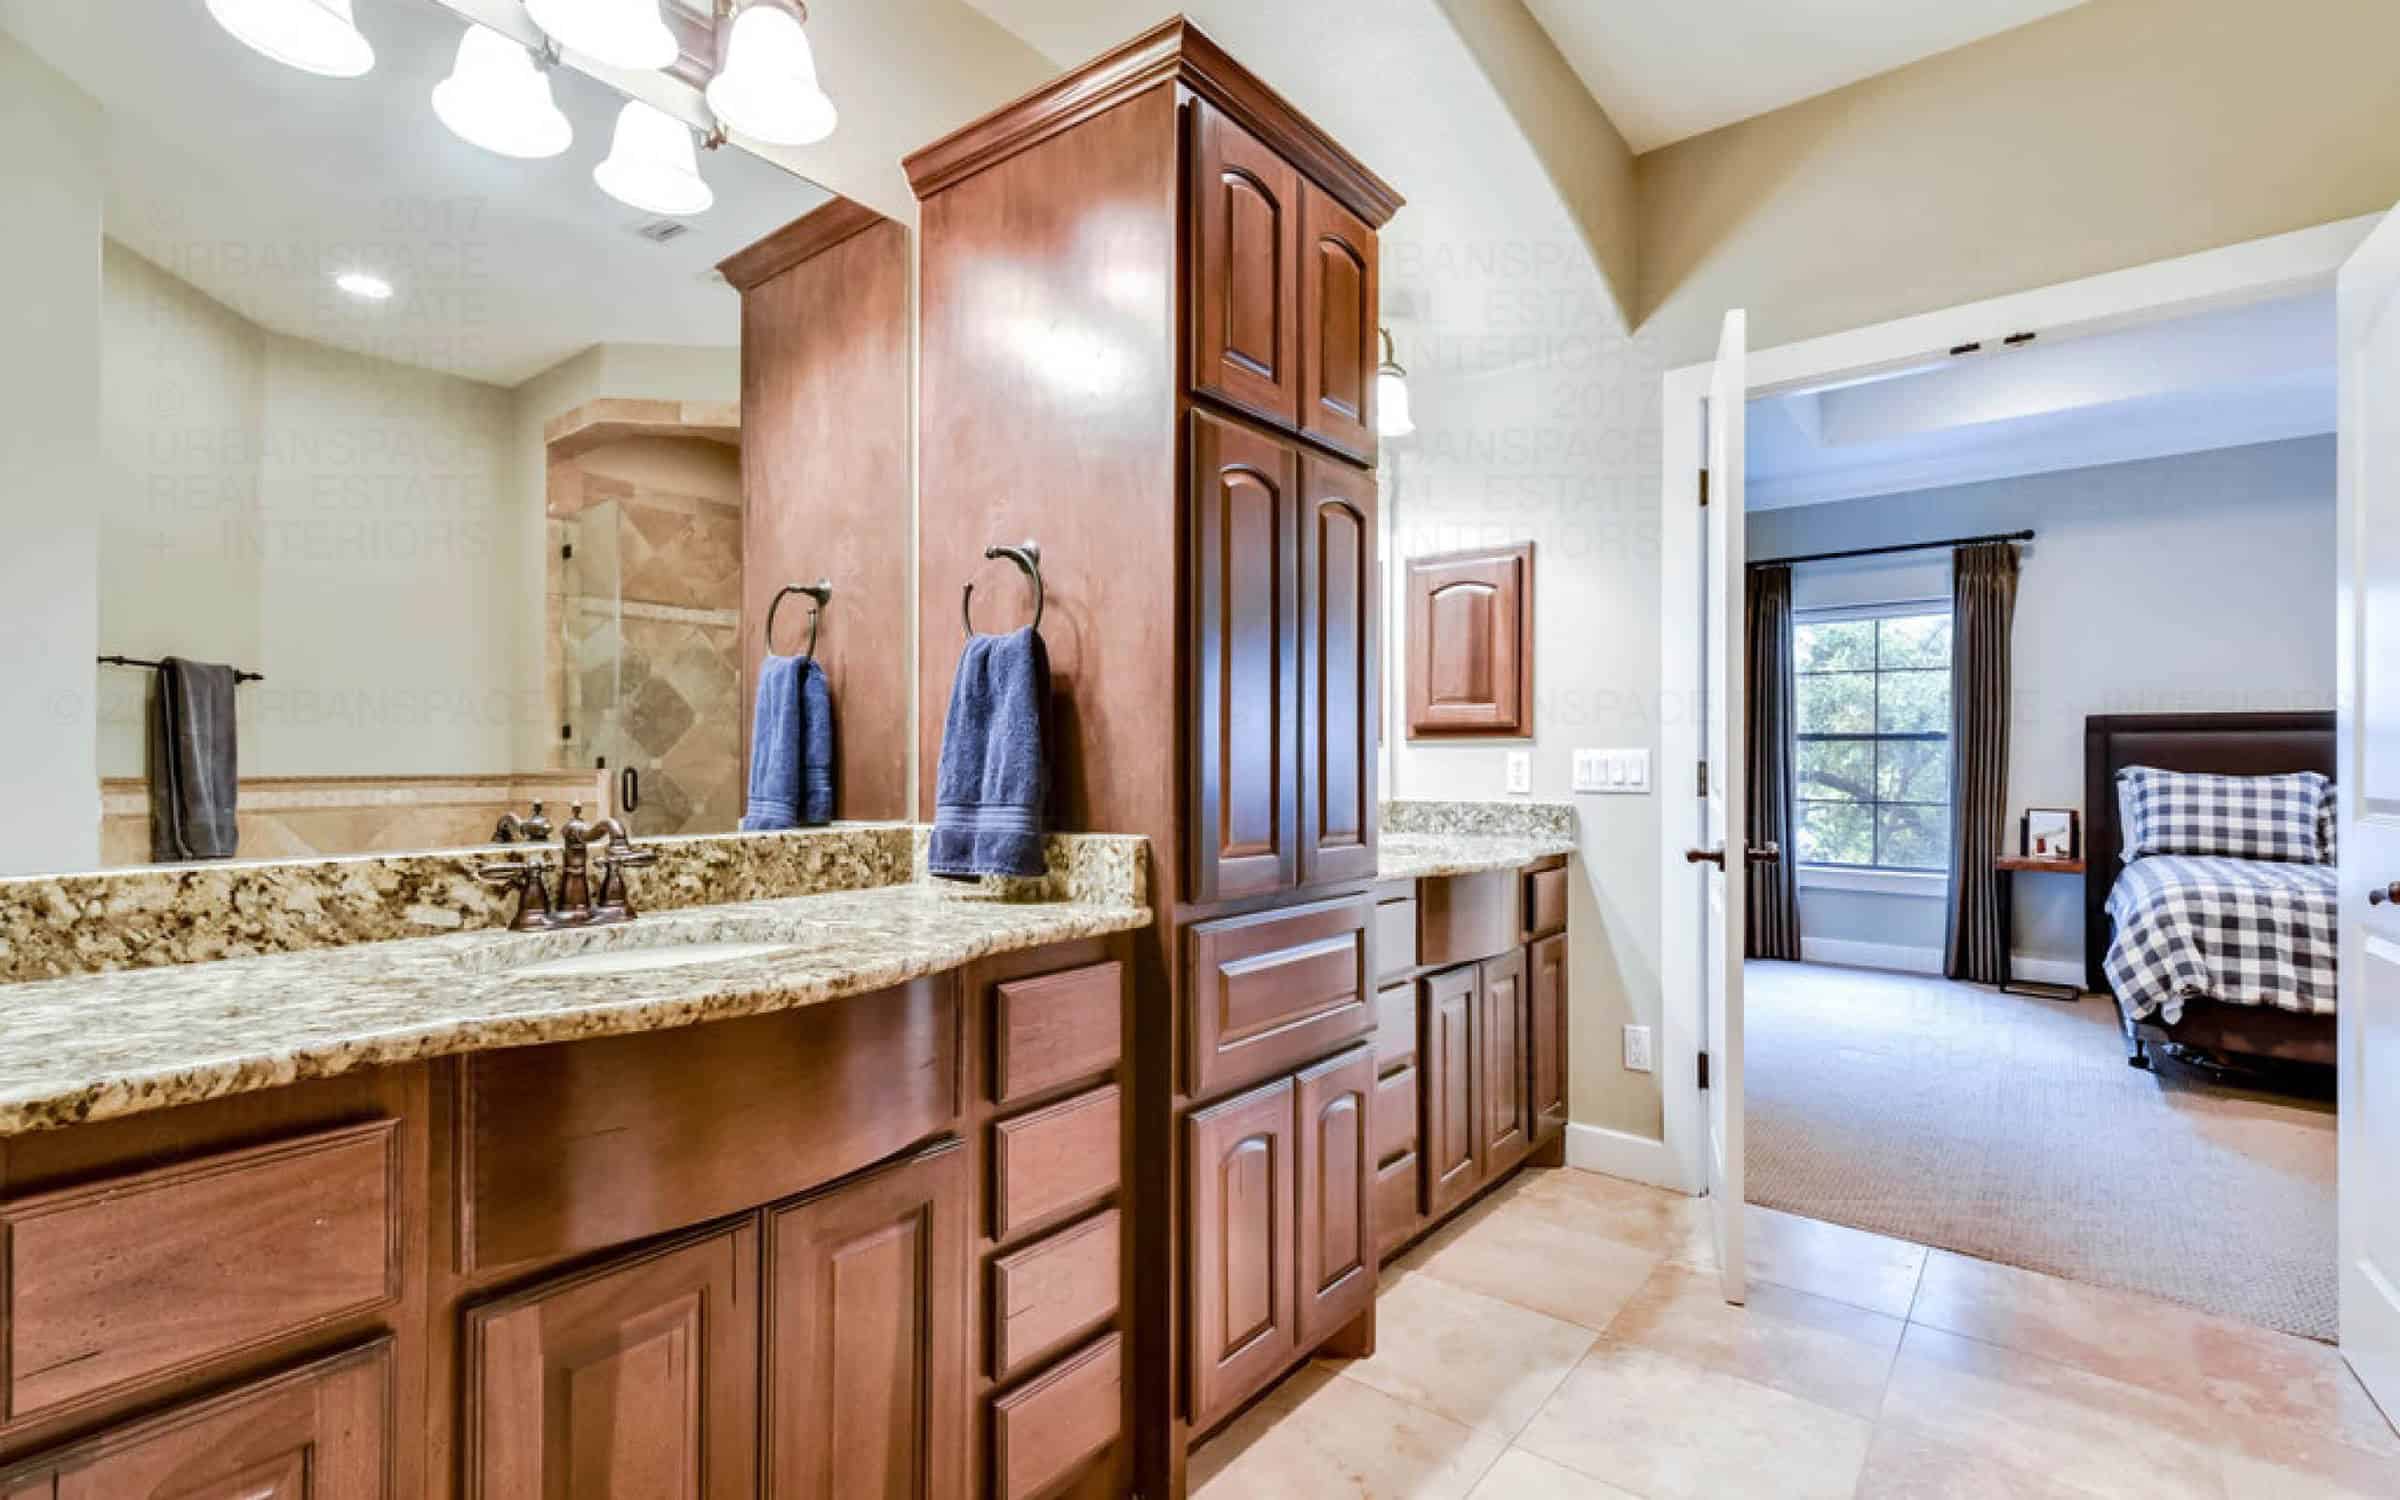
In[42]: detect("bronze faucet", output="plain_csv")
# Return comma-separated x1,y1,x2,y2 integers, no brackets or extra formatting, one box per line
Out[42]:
474,805,654,930
589,817,659,924
474,858,557,931
491,802,555,844
556,805,598,916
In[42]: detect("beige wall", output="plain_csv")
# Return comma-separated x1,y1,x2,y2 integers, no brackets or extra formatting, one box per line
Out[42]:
1391,0,2400,1140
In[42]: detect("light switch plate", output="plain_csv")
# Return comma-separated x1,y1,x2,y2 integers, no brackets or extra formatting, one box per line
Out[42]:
1576,749,1651,795
1623,1024,1654,1073
1505,751,1532,795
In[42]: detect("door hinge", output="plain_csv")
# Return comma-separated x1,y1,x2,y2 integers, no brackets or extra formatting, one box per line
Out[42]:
1697,761,1710,798
1698,1050,1711,1090
1698,468,1710,507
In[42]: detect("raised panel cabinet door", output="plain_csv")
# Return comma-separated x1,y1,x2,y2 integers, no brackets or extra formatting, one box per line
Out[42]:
1298,456,1380,888
1185,1076,1297,1432
1480,950,1532,1174
1292,1044,1377,1347
1405,544,1535,738
1421,966,1482,1217
1299,180,1379,462
14,1341,390,1500
1189,98,1302,429
1190,409,1301,903
767,1144,969,1500
466,1223,760,1500
1530,932,1570,1138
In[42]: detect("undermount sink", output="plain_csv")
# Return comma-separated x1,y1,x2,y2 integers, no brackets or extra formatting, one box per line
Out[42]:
502,940,802,979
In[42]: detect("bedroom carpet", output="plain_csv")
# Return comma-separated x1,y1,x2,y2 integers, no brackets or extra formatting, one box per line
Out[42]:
1744,960,2338,1341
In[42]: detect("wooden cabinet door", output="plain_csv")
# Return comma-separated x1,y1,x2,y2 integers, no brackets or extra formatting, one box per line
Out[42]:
767,1143,969,1500
1530,933,1569,1139
1406,544,1535,738
1421,965,1481,1217
1186,1076,1296,1432
13,1342,389,1500
1293,1044,1377,1346
1189,99,1302,429
1298,456,1379,888
1480,950,1532,1174
1299,180,1379,462
1190,409,1300,903
466,1223,760,1500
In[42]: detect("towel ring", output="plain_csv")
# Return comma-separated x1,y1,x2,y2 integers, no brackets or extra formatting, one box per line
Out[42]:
961,541,1044,638
766,580,833,660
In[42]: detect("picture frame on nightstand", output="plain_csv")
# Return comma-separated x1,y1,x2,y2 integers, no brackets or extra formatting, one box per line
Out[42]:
2021,807,2079,860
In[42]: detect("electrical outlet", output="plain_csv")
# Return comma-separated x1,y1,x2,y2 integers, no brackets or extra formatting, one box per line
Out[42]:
1623,1024,1654,1073
1505,750,1532,795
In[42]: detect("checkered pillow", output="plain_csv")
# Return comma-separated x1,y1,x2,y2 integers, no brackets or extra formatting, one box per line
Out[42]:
2118,766,2330,865
2319,782,2340,864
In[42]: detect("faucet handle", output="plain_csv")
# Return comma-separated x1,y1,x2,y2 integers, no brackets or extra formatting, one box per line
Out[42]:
523,801,554,841
474,859,557,932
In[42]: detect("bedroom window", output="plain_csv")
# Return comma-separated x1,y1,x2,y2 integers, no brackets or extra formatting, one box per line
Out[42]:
1794,604,1953,872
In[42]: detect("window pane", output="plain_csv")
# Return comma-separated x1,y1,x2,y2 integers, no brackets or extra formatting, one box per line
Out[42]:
1877,738,1951,803
1795,620,1874,673
1798,739,1875,802
1878,669,1950,734
1878,614,1952,669
1800,802,1875,865
1879,804,1951,871
1797,672,1874,734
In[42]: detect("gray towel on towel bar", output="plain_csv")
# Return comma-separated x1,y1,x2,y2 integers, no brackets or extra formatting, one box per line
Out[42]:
930,626,1050,880
148,657,239,861
740,654,836,830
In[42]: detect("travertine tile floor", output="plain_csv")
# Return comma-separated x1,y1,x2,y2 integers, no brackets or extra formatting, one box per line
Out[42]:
1190,1167,2400,1499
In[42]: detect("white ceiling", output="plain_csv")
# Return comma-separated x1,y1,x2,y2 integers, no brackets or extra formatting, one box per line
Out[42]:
1,0,832,387
1524,0,2088,154
1747,292,2336,510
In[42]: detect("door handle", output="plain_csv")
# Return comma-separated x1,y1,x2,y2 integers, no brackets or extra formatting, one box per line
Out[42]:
1749,842,1781,865
1685,847,1726,867
2370,882,2400,906
1686,844,1780,868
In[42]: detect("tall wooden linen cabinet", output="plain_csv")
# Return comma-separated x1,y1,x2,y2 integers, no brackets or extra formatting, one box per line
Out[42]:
908,19,1401,1498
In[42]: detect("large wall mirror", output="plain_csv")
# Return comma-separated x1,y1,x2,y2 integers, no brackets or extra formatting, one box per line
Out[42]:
0,0,909,874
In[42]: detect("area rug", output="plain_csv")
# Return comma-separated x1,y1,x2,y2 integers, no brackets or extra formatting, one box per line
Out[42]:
1744,960,2337,1341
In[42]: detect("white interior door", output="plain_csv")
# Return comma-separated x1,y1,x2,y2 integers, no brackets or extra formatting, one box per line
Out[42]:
1702,310,1750,1305
2339,204,2400,1420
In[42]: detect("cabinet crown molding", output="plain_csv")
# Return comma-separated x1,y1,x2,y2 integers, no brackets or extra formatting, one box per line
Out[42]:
903,15,1405,228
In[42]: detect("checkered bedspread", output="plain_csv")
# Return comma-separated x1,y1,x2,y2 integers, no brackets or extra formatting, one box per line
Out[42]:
2103,856,2339,1025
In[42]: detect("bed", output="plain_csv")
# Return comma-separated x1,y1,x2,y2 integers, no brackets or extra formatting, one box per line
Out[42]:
2083,712,2338,1070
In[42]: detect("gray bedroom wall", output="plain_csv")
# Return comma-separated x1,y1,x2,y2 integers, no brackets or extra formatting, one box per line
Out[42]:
1748,434,2337,976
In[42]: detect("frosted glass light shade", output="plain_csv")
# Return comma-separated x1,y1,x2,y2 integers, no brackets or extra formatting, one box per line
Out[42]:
1377,364,1416,437
204,0,374,77
594,101,714,216
525,0,678,71
705,5,836,146
432,25,572,159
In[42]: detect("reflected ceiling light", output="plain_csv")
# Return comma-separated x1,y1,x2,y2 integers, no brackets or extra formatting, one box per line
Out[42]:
432,24,573,159
594,101,714,217
705,2,837,146
525,0,678,71
1377,327,1416,438
204,0,375,78
333,269,394,300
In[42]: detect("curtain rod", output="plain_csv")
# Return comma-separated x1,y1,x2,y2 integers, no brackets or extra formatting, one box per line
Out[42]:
1748,529,2034,571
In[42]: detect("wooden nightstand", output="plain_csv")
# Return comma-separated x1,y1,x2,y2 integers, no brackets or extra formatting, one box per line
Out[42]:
1995,855,2086,1000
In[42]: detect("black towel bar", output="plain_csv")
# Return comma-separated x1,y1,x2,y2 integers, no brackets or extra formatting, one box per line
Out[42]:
99,654,264,684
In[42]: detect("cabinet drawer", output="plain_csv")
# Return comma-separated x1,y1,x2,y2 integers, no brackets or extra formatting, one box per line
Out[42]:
1523,864,1567,940
1187,895,1374,1100
1374,982,1418,1070
992,1085,1122,1243
1374,1154,1421,1260
1374,894,1419,984
991,1332,1123,1500
1,1120,398,1422
994,960,1123,1107
1372,1064,1418,1165
1418,870,1520,968
990,1210,1121,1384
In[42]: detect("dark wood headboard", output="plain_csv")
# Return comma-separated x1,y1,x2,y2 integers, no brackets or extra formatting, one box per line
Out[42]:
2082,711,2335,991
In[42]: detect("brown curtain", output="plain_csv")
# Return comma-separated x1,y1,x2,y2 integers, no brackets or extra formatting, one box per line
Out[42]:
1944,540,2020,983
1745,564,1800,959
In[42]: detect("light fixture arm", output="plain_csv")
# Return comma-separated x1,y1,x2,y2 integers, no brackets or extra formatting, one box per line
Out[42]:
1378,325,1406,375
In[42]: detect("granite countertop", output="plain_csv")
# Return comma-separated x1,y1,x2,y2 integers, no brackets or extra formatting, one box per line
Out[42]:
1376,831,1580,882
0,883,1150,1138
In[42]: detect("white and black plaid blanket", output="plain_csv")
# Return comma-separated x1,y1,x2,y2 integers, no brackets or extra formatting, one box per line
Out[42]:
2104,856,2338,1024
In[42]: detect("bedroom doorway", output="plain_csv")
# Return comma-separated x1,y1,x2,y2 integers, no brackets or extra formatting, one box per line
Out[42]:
1660,216,2384,1388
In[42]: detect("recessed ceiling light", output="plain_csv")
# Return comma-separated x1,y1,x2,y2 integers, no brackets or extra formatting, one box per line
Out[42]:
334,270,394,301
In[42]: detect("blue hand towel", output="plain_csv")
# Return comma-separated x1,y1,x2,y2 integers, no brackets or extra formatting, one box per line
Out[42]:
741,654,837,830
931,626,1050,879
799,655,835,826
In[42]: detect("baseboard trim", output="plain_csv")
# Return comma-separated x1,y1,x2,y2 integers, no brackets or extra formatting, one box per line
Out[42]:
1564,1123,1688,1192
1799,936,1942,974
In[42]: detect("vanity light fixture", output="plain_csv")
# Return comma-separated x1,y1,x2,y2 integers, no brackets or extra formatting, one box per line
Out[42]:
333,269,394,301
524,0,679,72
203,0,375,78
594,101,715,217
432,24,573,159
1377,326,1417,438
705,1,837,146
